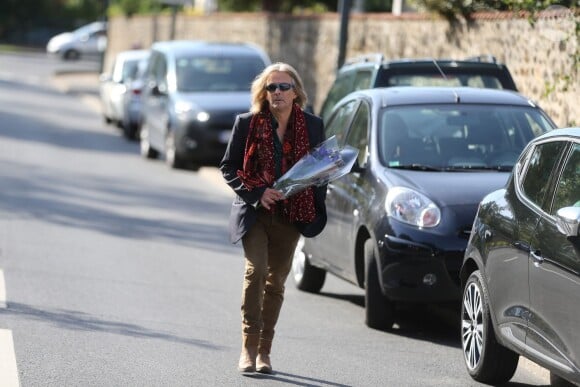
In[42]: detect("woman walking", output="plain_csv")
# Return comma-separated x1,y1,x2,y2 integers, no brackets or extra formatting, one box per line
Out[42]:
220,62,327,375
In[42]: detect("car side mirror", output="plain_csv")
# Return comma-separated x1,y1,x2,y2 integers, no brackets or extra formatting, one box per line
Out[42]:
555,206,580,237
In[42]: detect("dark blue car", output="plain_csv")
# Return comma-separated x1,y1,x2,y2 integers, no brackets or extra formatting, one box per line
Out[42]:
292,86,556,331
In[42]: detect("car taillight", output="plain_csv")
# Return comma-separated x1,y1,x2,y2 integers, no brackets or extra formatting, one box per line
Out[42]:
131,89,142,96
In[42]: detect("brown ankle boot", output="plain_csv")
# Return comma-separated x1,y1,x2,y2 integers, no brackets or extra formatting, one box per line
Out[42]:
238,335,259,374
256,338,273,374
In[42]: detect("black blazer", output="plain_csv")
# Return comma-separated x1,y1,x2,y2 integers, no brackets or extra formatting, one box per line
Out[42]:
220,111,327,244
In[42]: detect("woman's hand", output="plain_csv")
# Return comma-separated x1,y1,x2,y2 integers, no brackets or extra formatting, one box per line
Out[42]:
260,188,284,210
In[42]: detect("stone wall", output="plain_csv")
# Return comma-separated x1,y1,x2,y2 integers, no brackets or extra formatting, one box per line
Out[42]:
106,10,578,126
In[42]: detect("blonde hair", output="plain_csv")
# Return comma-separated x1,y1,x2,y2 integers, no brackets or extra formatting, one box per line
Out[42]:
250,62,308,114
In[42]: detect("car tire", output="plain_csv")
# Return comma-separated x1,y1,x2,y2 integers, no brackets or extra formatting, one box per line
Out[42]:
461,270,519,384
165,131,184,169
292,237,326,293
364,239,394,330
140,125,159,159
122,122,138,140
63,49,80,61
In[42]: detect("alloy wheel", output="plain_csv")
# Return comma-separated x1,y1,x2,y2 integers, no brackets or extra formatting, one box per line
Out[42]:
462,281,484,370
291,237,306,284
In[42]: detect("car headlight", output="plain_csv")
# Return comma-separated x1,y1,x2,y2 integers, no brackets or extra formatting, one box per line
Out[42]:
196,111,210,122
175,100,193,115
385,187,441,228
174,101,210,122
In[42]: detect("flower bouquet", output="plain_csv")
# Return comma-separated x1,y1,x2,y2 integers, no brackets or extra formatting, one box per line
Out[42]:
273,135,359,198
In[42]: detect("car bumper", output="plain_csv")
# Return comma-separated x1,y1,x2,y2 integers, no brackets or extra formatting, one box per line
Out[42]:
125,101,143,126
377,231,465,303
176,123,231,166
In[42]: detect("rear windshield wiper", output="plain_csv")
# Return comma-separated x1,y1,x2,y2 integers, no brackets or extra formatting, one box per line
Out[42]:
389,164,443,171
444,165,513,172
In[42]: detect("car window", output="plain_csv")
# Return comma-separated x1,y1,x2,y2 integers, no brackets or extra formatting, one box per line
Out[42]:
386,74,504,89
551,143,580,213
344,102,370,167
146,52,168,92
521,141,567,210
377,105,554,169
324,99,359,147
320,71,356,121
175,56,265,92
353,70,373,90
112,58,141,83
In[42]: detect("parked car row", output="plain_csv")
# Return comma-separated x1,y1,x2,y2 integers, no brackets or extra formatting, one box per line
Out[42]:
291,54,579,385
99,40,271,170
98,44,578,385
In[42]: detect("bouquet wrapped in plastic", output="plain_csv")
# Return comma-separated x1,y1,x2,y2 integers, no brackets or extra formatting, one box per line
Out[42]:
273,135,359,198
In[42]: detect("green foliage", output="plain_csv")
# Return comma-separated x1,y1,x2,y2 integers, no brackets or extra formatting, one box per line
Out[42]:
110,0,162,16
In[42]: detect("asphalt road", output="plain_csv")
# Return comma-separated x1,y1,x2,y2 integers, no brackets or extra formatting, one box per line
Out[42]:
0,51,552,386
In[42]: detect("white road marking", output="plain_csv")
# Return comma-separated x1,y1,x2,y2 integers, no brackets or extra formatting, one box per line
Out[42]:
0,329,20,387
0,269,6,309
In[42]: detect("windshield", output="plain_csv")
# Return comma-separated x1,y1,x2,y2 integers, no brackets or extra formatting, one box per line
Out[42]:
175,56,266,92
73,22,104,36
378,105,554,170
387,74,504,89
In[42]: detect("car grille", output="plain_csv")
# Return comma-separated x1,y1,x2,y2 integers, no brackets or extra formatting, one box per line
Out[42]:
207,111,240,131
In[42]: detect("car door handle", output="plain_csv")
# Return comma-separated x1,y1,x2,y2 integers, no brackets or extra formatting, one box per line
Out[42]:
530,250,544,266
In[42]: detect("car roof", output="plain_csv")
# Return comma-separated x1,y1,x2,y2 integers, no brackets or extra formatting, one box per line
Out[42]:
340,55,510,72
115,49,149,61
349,86,537,108
150,40,269,59
535,127,580,141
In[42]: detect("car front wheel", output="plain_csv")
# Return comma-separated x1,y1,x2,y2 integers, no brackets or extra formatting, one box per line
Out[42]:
292,237,326,293
140,125,159,159
364,239,394,330
461,270,519,384
165,131,184,169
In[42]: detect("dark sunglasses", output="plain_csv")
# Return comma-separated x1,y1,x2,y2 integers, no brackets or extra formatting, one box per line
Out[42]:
265,82,294,92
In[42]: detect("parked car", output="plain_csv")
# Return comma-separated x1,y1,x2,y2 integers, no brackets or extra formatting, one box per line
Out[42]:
460,127,580,385
120,55,150,140
291,86,556,331
46,21,107,61
319,54,518,122
140,40,271,169
99,49,150,139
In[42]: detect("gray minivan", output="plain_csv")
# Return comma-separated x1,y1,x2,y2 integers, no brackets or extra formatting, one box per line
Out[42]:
139,40,270,169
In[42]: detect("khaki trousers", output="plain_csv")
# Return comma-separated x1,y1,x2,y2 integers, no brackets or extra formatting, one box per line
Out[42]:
241,209,300,350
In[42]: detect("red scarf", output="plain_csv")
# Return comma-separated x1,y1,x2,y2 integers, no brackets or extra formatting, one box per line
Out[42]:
237,104,316,223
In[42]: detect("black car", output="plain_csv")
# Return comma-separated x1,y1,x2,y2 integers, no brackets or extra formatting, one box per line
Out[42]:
292,86,556,330
140,40,271,169
460,127,580,385
319,54,518,122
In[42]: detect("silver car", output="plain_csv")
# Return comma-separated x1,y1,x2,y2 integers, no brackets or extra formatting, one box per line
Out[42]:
46,21,107,61
99,49,150,138
140,40,271,169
